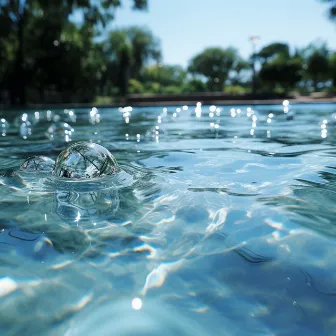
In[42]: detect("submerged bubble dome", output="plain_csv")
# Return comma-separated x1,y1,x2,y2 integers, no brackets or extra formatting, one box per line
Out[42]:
53,142,120,179
20,156,55,173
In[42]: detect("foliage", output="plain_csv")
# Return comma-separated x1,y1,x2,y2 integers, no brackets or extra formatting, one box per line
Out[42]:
182,79,207,93
128,78,145,94
306,46,331,89
257,42,301,90
103,26,161,95
257,43,290,62
93,96,114,105
297,41,331,90
144,82,161,93
0,0,148,104
0,1,335,105
224,85,249,95
259,57,303,90
162,85,182,94
142,64,187,87
188,47,241,91
330,52,336,87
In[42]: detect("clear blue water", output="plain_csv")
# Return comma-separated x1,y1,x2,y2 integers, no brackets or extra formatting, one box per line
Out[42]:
1,102,336,336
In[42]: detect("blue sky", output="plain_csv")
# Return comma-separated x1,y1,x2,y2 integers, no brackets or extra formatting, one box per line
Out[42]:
110,0,335,66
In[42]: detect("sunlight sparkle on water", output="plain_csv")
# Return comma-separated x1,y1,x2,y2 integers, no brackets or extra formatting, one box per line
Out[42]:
209,105,216,112
247,108,253,117
132,298,143,310
46,110,52,121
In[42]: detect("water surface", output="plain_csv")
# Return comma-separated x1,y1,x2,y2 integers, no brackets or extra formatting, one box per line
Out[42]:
1,103,336,335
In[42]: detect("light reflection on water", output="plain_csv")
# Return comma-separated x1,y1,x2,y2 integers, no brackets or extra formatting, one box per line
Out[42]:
1,102,336,335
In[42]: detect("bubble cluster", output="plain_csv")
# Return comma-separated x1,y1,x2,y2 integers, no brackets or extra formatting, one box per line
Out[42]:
53,142,120,179
64,109,77,123
46,121,74,142
1,118,9,136
89,107,100,125
16,113,33,139
146,125,165,142
20,121,33,139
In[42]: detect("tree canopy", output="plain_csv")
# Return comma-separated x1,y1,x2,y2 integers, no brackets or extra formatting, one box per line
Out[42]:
102,26,161,95
188,47,243,91
0,1,335,105
257,43,290,62
0,0,148,104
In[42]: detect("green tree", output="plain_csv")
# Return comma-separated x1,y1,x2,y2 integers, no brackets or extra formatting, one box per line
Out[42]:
307,51,330,90
259,58,303,91
258,42,303,91
142,64,187,87
257,43,290,63
0,10,16,98
162,85,181,94
181,79,207,93
0,0,148,105
188,47,241,91
330,52,336,88
128,27,161,79
299,41,331,90
103,26,161,95
26,18,103,102
128,78,145,94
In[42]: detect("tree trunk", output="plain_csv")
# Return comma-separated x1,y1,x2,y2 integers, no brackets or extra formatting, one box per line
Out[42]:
119,49,131,96
12,4,27,106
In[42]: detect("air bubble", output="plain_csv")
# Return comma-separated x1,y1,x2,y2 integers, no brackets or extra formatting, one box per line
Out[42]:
53,142,120,179
20,156,55,172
